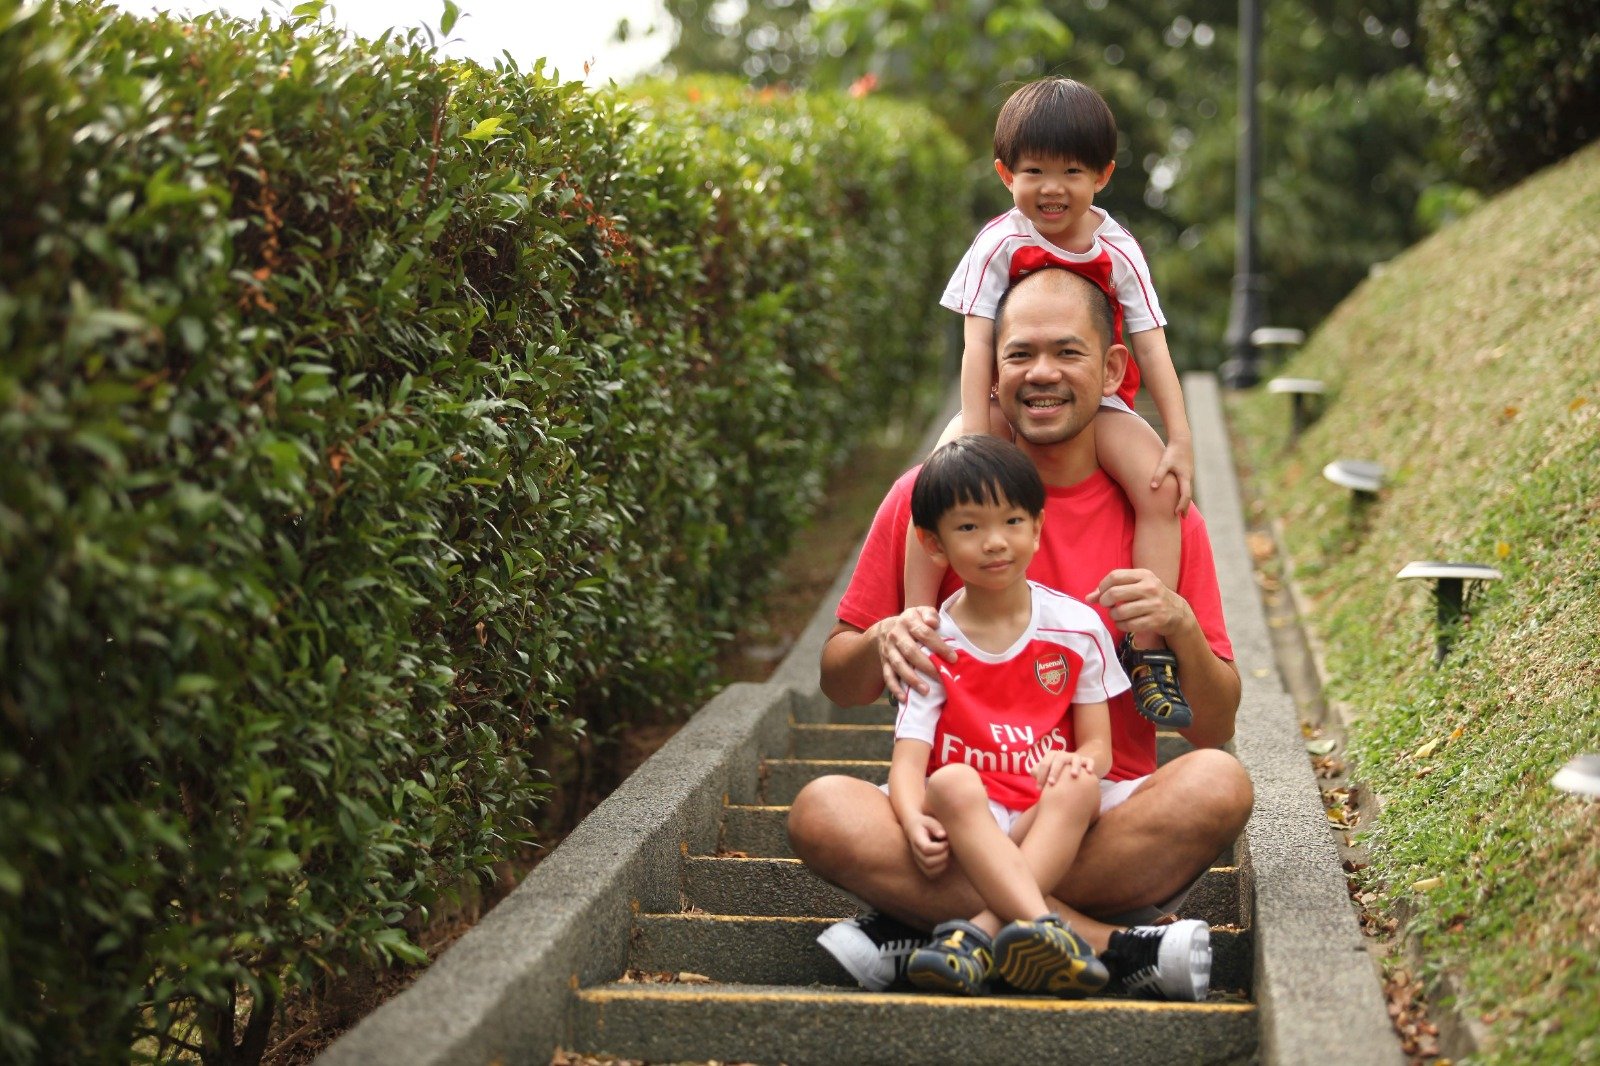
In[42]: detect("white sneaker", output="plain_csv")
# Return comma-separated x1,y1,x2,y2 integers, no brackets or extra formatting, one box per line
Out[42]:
1102,918,1211,1001
816,910,923,992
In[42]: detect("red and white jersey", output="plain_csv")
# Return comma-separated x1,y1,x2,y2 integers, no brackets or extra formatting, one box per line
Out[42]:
940,206,1165,409
896,581,1130,810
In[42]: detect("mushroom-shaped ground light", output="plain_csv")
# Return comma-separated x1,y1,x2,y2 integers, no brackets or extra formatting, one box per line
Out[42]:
1322,459,1386,508
1552,754,1600,798
1395,561,1503,664
1267,377,1326,442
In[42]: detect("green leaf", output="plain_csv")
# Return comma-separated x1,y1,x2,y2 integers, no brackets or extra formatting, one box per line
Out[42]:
440,0,460,35
463,115,510,141
263,850,301,874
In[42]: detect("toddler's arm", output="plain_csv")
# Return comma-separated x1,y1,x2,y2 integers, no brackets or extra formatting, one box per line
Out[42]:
1129,326,1194,514
889,737,948,878
958,315,998,436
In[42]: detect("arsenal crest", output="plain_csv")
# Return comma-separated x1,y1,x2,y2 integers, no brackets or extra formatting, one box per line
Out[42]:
1035,652,1068,695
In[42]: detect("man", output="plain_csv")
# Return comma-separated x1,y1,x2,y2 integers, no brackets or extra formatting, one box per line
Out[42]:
788,267,1252,1000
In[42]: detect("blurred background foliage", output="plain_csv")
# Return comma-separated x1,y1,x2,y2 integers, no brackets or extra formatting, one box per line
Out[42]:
658,0,1595,365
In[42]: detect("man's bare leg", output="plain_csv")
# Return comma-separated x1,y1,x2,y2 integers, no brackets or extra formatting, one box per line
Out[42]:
1054,748,1253,923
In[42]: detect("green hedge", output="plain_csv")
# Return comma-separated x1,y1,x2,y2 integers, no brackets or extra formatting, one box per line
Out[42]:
0,1,965,1059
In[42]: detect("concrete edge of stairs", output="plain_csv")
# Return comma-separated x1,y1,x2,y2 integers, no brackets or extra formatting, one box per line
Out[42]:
1185,372,1401,1066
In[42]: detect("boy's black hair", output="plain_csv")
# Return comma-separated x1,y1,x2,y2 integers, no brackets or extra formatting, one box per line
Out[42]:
911,435,1046,532
993,77,1118,172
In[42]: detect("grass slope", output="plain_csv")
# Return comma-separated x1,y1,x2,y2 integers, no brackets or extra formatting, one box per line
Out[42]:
1229,141,1600,1063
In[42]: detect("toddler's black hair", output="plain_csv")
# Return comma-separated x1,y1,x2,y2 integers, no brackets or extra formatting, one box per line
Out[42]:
911,435,1046,532
993,77,1118,172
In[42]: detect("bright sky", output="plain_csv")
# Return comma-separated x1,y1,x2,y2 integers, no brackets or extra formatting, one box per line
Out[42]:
112,0,674,85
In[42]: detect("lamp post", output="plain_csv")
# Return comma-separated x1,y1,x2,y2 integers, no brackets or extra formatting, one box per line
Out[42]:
1220,0,1265,388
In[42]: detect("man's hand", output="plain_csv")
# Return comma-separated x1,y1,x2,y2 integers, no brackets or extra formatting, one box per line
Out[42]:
902,813,950,878
876,606,956,703
1150,436,1195,516
1085,568,1196,642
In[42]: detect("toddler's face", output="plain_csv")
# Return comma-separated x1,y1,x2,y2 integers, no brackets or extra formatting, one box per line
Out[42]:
996,155,1113,245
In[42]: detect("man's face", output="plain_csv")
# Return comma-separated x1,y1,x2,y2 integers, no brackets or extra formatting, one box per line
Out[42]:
994,278,1114,446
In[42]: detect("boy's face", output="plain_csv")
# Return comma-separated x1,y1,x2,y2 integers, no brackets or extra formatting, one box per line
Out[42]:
996,155,1114,244
919,498,1042,592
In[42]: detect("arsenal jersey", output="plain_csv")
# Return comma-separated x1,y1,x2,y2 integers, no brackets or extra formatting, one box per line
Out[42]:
896,581,1131,810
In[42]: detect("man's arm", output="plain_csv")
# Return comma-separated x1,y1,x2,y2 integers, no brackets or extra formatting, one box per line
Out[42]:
1087,569,1241,748
820,609,956,708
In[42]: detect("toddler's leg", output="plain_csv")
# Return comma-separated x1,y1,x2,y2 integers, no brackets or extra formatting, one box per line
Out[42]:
1094,409,1182,636
1095,409,1192,728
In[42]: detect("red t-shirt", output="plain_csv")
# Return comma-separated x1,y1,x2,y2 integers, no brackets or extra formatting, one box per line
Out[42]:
838,467,1234,782
896,581,1130,808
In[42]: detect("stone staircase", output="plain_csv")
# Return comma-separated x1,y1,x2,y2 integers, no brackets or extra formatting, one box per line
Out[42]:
566,700,1259,1065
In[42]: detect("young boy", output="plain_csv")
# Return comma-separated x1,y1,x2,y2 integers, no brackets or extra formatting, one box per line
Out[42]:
890,434,1126,997
907,76,1195,729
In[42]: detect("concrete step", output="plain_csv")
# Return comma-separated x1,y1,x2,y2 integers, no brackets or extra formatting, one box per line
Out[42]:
628,914,1253,994
685,856,859,918
717,803,1240,867
789,722,894,760
720,803,794,857
762,758,888,805
572,982,1257,1065
683,856,1246,928
790,697,902,723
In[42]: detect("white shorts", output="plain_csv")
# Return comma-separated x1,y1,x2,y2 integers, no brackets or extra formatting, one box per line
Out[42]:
881,774,1151,835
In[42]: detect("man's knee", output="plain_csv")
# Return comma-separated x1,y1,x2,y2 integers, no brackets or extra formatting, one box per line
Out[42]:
1177,748,1253,837
787,775,871,869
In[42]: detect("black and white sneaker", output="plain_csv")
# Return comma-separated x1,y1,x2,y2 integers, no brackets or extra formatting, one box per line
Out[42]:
1101,918,1211,1001
817,910,924,992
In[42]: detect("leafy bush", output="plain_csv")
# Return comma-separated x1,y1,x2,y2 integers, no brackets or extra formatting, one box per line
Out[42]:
0,1,965,1060
1422,0,1600,186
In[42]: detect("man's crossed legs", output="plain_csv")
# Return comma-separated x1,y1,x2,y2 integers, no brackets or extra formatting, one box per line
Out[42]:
789,747,1253,999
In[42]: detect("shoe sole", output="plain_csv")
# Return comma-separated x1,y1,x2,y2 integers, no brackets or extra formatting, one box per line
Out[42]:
993,928,1110,997
905,951,987,996
1161,920,1212,1001
816,922,892,992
